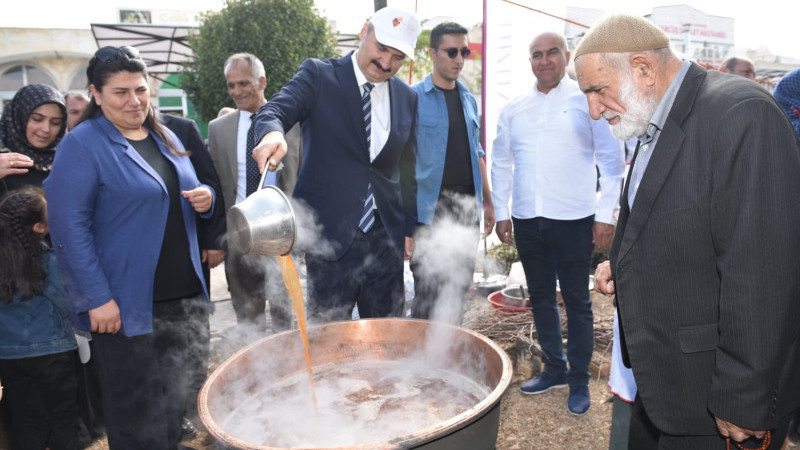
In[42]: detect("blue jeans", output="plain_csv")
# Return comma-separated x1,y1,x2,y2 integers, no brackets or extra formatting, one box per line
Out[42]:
513,215,594,386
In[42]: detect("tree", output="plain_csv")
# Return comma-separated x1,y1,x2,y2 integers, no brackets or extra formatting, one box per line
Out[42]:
182,0,337,122
396,29,433,85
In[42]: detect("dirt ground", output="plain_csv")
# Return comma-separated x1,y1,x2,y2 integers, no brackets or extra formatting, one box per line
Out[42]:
467,290,617,450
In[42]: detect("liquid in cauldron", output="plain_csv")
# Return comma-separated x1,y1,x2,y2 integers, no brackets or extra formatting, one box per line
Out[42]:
221,360,489,447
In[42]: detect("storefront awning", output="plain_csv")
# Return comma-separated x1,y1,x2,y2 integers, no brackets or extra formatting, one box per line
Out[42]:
90,23,196,74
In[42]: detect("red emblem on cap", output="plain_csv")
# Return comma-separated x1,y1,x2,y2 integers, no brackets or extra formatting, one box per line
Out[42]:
392,17,403,27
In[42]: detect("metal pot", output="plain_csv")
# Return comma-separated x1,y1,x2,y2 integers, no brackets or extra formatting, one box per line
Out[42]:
198,319,513,449
226,168,296,256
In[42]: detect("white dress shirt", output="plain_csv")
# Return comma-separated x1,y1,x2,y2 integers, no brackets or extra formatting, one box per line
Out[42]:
491,76,624,224
235,109,251,204
351,52,390,161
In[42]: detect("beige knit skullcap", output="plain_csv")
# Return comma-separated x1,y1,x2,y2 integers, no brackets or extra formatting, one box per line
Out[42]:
574,14,670,59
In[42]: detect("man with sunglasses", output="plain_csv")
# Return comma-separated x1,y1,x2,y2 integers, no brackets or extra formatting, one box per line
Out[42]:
491,31,624,416
409,22,494,324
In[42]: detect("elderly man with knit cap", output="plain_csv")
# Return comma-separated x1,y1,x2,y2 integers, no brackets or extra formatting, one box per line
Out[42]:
576,14,800,449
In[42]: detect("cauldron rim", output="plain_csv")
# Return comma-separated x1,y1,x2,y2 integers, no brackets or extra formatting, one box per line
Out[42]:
199,318,513,449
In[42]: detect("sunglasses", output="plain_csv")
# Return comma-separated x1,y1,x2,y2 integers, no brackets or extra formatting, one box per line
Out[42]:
95,46,141,63
437,47,471,59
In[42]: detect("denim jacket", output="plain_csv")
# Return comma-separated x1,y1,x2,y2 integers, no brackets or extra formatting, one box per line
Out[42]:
0,248,77,359
412,76,485,224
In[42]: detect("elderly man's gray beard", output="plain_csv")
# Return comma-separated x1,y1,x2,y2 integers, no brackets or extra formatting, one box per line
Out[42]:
602,73,658,141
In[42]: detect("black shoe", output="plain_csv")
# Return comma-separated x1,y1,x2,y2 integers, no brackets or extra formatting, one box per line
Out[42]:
180,416,197,441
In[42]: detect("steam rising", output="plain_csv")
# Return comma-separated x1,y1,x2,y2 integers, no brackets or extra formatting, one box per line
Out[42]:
291,198,337,259
412,192,481,326
203,192,501,448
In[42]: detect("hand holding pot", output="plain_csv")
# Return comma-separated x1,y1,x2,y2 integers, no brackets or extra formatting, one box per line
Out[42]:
253,130,287,173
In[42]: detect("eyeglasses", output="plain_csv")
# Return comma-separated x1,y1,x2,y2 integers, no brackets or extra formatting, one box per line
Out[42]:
436,47,471,59
95,46,141,63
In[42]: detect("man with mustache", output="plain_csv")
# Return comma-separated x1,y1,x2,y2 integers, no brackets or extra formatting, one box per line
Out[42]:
491,31,624,416
577,14,800,448
251,7,421,323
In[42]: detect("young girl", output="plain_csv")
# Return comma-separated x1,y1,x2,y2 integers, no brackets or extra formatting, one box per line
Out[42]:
0,187,78,449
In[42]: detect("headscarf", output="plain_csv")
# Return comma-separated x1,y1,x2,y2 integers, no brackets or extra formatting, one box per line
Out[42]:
0,84,67,171
774,67,800,138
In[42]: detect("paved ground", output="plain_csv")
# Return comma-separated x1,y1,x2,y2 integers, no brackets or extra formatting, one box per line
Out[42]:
206,259,313,365
207,264,236,336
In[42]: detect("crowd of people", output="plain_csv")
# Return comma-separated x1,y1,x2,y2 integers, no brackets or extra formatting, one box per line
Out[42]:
1,6,799,450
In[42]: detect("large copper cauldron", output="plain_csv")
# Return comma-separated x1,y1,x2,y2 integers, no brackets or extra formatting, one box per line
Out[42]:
199,319,512,449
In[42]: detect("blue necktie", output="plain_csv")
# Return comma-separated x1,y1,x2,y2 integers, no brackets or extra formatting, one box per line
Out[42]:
245,113,260,197
358,83,375,233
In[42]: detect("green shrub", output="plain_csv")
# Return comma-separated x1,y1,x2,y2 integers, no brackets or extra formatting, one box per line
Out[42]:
488,242,519,274
182,0,337,122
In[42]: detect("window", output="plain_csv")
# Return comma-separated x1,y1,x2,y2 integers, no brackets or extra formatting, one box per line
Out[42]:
68,64,89,91
0,64,58,91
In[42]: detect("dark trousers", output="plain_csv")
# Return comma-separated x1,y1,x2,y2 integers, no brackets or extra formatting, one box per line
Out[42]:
92,296,206,450
306,214,404,323
75,344,104,442
226,248,292,333
513,215,594,386
0,350,79,450
629,394,791,449
182,297,210,419
410,190,479,324
609,395,634,450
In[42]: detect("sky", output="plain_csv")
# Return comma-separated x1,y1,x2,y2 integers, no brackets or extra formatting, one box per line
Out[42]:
2,0,798,58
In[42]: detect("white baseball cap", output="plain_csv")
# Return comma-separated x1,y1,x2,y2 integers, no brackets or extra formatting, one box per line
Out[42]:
369,7,421,60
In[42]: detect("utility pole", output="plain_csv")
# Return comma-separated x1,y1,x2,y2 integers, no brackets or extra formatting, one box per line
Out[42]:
682,23,692,58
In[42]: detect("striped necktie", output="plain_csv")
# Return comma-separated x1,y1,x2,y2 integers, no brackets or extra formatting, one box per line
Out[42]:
358,83,375,233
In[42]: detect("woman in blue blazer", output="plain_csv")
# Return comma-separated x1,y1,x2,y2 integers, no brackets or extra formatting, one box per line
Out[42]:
44,46,215,450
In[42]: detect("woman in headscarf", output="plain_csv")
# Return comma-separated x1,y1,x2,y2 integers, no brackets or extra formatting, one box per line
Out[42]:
0,84,66,194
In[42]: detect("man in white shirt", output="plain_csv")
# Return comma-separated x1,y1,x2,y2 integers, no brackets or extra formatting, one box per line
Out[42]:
491,31,624,416
207,53,301,333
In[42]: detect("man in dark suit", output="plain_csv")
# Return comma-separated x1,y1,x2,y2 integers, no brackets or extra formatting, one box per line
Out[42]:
252,7,421,323
160,112,225,439
575,14,800,449
207,53,302,334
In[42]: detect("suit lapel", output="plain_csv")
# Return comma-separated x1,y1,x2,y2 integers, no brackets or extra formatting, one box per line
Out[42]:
616,63,706,262
334,54,370,158
225,112,240,186
97,116,167,194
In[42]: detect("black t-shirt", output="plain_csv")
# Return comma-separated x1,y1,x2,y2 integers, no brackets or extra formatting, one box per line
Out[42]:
127,135,201,302
440,87,475,193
